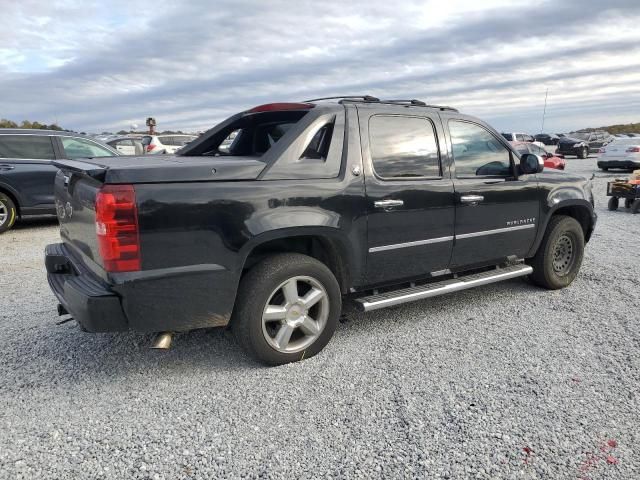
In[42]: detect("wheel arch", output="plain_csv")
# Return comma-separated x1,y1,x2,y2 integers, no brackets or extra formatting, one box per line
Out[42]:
0,183,21,216
528,200,595,257
239,228,358,294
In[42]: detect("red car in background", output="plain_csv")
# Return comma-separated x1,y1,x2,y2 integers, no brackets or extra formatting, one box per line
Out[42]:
512,141,566,170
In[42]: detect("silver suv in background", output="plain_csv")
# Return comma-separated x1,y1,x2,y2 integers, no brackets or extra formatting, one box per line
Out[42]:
142,134,198,154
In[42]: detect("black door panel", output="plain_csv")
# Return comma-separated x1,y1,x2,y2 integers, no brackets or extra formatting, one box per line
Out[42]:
443,118,539,269
358,106,455,285
451,177,539,267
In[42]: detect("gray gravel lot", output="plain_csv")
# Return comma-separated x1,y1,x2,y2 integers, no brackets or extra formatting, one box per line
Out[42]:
1,156,639,479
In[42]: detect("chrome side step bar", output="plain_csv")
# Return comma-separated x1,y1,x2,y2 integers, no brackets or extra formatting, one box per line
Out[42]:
355,264,532,312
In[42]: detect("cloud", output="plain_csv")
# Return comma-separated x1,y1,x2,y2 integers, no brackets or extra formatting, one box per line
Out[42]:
0,0,639,133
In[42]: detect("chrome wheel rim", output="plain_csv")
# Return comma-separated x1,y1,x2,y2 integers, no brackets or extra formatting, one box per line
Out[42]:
552,233,575,276
0,200,7,226
261,275,329,354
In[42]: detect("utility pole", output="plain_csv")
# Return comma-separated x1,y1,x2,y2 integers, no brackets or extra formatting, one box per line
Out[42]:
541,88,548,133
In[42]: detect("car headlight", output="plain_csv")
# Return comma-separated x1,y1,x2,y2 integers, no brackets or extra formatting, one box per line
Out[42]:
573,143,584,148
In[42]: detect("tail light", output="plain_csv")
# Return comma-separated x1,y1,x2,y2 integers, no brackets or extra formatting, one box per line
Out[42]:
95,184,141,272
146,144,156,152
626,146,640,153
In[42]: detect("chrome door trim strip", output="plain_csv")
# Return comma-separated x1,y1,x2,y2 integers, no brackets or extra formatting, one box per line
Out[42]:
456,223,535,239
369,236,454,253
369,224,535,253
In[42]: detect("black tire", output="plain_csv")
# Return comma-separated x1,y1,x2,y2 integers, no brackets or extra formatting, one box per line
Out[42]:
625,198,633,209
632,199,640,215
231,253,341,365
577,147,588,159
529,215,585,290
0,193,18,234
608,197,619,211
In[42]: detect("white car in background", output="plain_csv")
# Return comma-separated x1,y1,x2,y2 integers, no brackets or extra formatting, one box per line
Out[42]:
142,134,198,154
106,136,145,155
597,138,640,171
501,132,546,149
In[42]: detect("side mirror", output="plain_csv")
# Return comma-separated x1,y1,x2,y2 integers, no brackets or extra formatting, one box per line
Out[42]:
519,153,544,174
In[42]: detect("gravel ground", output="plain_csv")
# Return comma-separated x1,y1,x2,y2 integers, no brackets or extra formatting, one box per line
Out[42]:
1,156,639,479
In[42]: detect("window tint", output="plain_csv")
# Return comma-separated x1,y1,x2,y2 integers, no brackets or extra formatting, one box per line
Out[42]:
0,135,55,159
369,115,440,178
449,121,512,176
61,137,115,159
515,134,525,141
501,133,512,141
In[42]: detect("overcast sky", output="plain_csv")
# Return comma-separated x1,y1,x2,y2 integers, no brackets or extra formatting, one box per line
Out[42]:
1,0,639,133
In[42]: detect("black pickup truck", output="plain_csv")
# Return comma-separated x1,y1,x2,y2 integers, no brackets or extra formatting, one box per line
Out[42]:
45,96,596,365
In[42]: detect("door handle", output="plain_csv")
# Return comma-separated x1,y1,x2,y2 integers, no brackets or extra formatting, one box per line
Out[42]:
0,164,15,171
460,195,484,205
374,199,404,209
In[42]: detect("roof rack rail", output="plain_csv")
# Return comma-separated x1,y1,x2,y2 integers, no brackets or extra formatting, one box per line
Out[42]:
377,99,459,112
303,95,380,102
303,95,458,112
383,99,427,106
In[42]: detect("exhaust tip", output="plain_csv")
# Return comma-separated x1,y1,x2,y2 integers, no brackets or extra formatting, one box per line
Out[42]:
151,332,173,350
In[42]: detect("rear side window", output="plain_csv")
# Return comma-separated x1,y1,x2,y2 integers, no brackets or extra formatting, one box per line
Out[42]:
369,115,440,179
300,123,334,160
0,135,55,159
61,137,115,159
449,121,512,176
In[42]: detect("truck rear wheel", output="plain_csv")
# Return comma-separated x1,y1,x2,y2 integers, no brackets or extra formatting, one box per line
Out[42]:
608,197,619,211
232,253,341,365
0,193,17,234
529,215,584,290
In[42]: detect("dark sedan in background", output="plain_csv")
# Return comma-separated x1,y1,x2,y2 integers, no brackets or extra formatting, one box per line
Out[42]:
534,133,561,145
0,129,119,233
557,131,611,158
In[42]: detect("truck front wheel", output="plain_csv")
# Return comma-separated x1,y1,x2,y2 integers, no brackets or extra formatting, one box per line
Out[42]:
232,253,341,365
529,215,585,290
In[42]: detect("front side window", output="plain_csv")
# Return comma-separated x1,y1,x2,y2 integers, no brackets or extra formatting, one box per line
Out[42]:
61,137,116,159
369,115,440,179
449,121,512,177
0,135,55,159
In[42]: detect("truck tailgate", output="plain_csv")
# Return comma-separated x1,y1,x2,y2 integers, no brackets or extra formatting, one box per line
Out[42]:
53,168,105,275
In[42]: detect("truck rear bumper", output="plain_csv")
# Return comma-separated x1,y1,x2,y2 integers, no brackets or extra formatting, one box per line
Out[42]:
45,243,129,332
45,242,239,333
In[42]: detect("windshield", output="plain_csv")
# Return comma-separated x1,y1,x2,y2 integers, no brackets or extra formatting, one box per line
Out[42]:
572,132,591,140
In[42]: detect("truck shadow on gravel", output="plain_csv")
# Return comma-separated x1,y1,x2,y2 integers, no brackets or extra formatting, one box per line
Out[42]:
13,215,58,230
12,278,545,386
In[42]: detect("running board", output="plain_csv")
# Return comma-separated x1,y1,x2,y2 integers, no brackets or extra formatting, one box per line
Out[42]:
355,264,533,312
